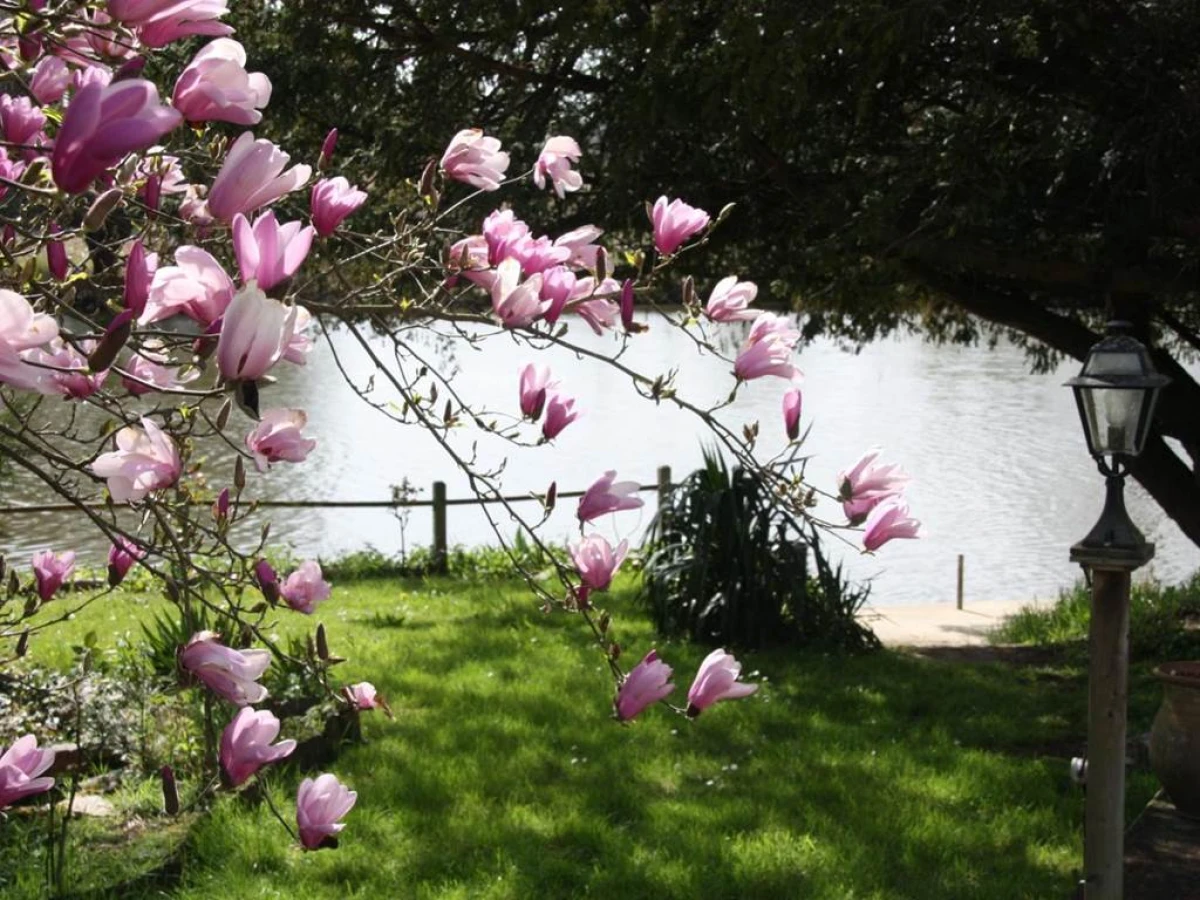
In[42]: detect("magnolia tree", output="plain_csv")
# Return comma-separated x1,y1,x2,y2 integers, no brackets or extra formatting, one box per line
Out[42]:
0,0,920,855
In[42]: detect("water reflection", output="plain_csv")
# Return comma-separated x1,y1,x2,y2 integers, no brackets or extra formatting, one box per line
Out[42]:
2,315,1197,607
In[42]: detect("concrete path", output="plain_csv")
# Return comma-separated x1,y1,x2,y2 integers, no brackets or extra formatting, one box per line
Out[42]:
859,598,1050,648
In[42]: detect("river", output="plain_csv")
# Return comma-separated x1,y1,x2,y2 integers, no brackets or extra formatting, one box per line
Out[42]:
2,315,1197,606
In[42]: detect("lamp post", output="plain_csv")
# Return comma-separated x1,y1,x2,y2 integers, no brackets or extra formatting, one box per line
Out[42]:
1065,322,1170,900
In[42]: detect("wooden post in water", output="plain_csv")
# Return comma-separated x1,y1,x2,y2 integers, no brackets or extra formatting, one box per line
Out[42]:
956,554,964,610
431,481,447,574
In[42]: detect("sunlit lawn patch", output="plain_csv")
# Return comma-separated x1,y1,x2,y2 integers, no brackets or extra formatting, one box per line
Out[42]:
0,575,1164,899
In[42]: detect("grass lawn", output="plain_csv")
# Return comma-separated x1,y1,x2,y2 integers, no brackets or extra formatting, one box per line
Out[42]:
0,574,1167,899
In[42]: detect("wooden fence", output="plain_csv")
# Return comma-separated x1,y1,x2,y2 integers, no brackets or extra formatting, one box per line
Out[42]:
0,465,676,574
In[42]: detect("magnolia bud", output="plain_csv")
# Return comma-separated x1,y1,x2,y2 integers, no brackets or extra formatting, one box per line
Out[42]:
316,623,329,660
83,189,123,232
595,246,608,283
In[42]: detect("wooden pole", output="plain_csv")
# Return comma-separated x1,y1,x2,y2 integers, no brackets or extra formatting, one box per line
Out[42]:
431,481,447,574
656,465,672,508
956,554,964,610
1083,566,1131,900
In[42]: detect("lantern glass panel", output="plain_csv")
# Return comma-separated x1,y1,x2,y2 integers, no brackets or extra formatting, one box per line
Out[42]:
1078,386,1143,455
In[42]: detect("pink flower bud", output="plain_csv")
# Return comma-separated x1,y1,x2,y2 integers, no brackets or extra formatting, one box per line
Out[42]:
173,39,271,126
89,417,181,503
541,393,579,441
862,499,921,552
107,536,145,586
686,649,757,717
518,363,552,420
650,195,709,255
440,128,509,191
310,177,367,237
783,388,802,441
32,549,75,602
615,650,674,721
216,284,298,383
51,80,181,194
279,560,331,615
296,773,356,850
0,734,55,809
179,631,270,706
570,535,627,598
532,135,582,198
232,211,314,293
318,128,338,169
219,707,296,787
577,470,643,523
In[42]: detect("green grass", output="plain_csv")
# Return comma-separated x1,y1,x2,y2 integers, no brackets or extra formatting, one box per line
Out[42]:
992,571,1200,661
0,575,1169,899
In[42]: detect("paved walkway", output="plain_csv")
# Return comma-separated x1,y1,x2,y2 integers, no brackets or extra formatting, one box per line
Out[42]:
859,599,1050,647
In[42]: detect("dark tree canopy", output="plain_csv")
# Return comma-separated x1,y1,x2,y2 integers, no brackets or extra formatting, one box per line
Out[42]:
234,0,1200,545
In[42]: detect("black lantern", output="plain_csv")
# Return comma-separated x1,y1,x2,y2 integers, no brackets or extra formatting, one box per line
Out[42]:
1066,323,1170,464
1066,322,1169,566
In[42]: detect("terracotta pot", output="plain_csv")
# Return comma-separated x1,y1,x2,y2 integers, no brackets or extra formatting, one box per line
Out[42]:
1149,661,1200,817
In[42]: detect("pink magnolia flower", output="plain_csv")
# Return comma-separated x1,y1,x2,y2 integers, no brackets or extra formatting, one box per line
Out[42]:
448,234,490,282
296,773,356,850
0,95,46,148
0,735,55,809
440,128,509,191
206,131,312,223
279,560,331,615
310,177,367,237
651,195,710,255
343,682,387,713
686,648,757,717
615,650,674,721
282,306,313,365
577,470,644,523
838,449,909,524
51,79,181,194
26,338,107,398
482,209,530,266
564,277,622,334
553,224,604,270
540,266,576,324
141,245,233,326
0,290,59,351
570,535,628,599
783,388,802,441
862,498,921,552
120,350,198,396
31,549,75,602
173,38,271,126
179,631,270,706
489,258,547,329
30,55,69,105
89,417,181,503
246,408,315,472
216,283,298,382
541,393,578,441
107,0,234,49
232,211,314,293
533,135,583,198
518,363,552,420
733,312,802,382
107,536,145,586
704,276,759,322
512,235,570,275
219,707,296,787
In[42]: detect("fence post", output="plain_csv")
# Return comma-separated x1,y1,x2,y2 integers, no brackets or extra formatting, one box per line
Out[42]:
432,481,447,574
656,465,672,508
956,554,964,610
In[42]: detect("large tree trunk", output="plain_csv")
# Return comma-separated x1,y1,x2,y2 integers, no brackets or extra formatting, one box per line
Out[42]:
905,260,1200,549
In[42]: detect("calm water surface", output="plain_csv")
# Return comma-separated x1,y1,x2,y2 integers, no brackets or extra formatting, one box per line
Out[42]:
3,315,1197,606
